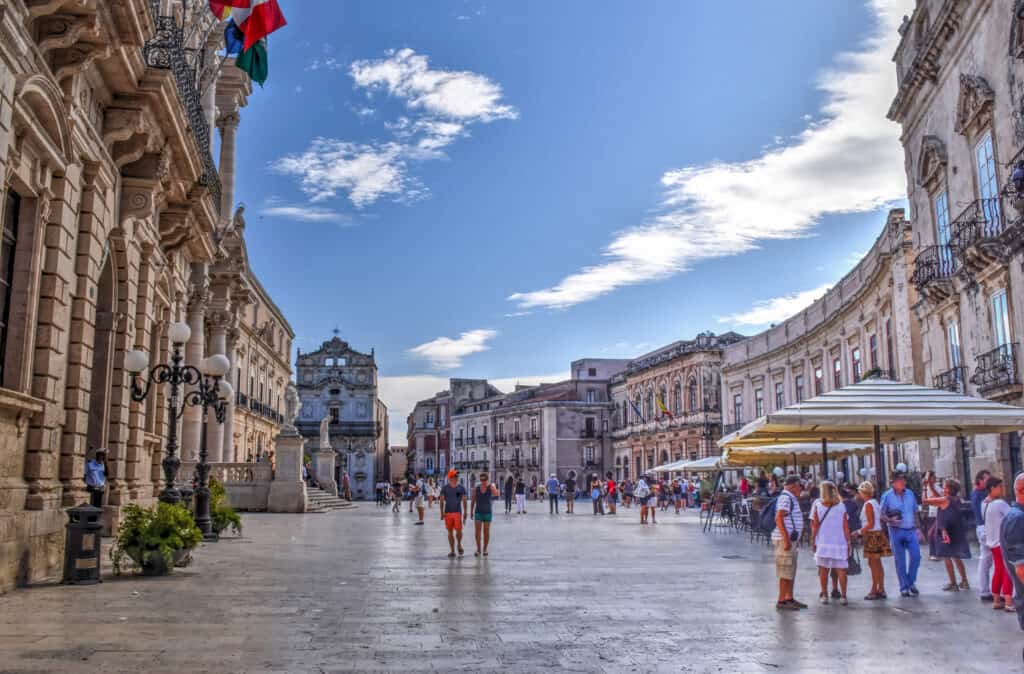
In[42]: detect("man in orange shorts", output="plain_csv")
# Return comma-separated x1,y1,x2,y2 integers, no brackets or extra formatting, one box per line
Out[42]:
439,469,468,557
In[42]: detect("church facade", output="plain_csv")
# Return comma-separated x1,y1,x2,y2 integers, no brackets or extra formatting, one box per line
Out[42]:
295,335,387,500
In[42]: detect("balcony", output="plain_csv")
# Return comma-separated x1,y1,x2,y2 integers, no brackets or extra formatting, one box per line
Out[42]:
722,421,745,435
950,197,1008,272
142,11,221,215
510,433,522,441
970,343,1021,399
453,439,464,447
580,429,598,439
934,366,966,394
911,245,957,299
495,434,506,443
526,431,539,440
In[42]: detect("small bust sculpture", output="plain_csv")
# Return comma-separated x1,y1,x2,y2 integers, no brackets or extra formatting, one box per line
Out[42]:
282,383,300,434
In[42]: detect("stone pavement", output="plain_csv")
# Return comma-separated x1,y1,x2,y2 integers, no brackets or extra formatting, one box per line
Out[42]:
0,502,1020,673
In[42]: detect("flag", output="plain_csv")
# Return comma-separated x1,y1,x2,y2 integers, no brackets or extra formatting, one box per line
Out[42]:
235,39,267,86
656,395,674,420
232,0,287,52
629,400,645,424
210,0,250,20
224,18,245,57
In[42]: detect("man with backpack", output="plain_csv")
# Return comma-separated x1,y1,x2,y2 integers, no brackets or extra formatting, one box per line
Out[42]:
771,474,807,610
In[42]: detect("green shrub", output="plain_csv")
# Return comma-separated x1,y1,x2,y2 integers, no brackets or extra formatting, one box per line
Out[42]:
110,502,202,575
209,476,242,536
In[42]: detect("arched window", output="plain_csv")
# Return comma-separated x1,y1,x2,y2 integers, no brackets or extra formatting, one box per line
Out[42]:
688,378,698,411
673,380,682,415
645,390,654,421
634,394,642,422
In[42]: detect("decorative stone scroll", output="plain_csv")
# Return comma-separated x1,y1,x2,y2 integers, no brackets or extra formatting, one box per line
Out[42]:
954,74,995,137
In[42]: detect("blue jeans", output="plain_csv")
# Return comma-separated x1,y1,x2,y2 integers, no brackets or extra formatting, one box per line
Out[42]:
889,527,921,591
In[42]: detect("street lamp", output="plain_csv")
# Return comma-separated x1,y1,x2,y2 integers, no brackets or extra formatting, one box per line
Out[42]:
188,354,230,539
125,327,229,538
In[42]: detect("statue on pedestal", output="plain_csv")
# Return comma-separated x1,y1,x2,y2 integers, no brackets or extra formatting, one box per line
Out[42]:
282,383,300,435
319,416,331,449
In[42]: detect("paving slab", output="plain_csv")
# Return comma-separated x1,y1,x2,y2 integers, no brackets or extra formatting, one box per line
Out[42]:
0,503,1020,673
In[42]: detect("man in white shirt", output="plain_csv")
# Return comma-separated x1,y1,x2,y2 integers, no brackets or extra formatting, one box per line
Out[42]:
774,474,807,610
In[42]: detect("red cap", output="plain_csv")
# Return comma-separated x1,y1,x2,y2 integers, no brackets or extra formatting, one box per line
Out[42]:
447,469,458,479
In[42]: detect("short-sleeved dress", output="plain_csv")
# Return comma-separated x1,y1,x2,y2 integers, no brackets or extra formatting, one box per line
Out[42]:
935,496,971,560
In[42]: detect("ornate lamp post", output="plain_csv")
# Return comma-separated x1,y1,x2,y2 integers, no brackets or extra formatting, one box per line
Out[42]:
124,327,231,538
188,357,231,539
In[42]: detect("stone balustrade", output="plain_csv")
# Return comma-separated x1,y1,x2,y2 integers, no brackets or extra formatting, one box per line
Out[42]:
179,461,273,511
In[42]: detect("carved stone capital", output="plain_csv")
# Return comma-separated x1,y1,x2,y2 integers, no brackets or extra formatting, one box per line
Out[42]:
217,112,241,132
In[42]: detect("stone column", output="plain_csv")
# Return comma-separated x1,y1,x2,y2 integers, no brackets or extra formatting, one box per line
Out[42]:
181,266,208,461
217,112,240,217
204,309,229,463
222,327,239,462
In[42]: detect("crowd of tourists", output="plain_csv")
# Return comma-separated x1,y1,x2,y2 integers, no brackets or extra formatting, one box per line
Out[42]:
766,468,1024,633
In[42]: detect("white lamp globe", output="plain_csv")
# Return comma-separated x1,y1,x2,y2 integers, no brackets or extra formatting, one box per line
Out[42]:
168,321,191,345
124,349,149,374
836,471,845,481
204,354,230,378
859,468,868,477
217,379,234,401
896,462,908,473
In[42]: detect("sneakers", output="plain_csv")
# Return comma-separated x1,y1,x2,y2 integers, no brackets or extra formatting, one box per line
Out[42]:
776,601,799,611
414,521,424,526
900,590,911,598
908,586,920,597
981,594,995,602
819,594,829,605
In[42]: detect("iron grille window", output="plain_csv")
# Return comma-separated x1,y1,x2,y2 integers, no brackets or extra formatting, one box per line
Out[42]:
814,367,824,395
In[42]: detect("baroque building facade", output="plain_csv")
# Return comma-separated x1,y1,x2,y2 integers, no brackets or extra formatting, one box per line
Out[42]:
610,332,742,482
450,359,626,491
719,211,919,476
295,336,388,500
0,1,291,592
890,0,1024,480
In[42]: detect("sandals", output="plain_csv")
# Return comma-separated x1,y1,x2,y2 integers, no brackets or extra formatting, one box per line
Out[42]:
457,546,464,557
959,580,970,590
865,592,882,601
942,583,959,592
447,552,456,558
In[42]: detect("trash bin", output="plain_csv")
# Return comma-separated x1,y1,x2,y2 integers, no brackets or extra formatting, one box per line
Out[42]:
63,504,103,585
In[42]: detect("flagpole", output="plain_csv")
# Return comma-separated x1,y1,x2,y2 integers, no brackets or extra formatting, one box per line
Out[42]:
200,53,231,99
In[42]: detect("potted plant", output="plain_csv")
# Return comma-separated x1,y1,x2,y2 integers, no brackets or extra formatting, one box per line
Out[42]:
110,502,202,576
209,476,242,537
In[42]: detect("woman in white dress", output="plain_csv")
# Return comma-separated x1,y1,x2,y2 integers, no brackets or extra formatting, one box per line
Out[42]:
811,480,852,605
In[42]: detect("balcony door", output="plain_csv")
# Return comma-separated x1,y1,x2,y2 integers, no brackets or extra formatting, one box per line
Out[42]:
991,289,1011,350
947,319,962,368
975,132,1000,230
934,191,954,271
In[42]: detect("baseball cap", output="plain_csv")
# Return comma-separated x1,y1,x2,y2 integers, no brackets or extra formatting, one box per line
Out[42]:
447,469,457,479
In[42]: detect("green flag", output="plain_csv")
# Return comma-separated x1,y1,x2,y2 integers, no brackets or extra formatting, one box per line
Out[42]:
235,39,267,87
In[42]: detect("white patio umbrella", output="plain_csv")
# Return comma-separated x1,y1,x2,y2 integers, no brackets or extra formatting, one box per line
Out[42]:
721,442,872,469
718,377,1024,488
650,458,690,473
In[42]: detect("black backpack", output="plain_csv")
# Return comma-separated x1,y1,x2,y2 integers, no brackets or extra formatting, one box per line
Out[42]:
758,496,780,533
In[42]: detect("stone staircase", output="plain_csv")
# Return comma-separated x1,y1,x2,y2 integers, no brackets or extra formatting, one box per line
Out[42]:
307,487,356,513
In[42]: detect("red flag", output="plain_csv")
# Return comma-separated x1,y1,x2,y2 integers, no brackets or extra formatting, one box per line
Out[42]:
209,0,250,20
232,0,287,52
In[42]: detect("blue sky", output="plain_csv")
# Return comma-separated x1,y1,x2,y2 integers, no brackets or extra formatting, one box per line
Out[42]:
232,0,913,441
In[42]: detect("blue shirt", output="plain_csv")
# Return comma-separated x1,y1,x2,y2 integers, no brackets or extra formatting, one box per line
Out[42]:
84,459,106,488
1002,503,1024,568
970,487,987,525
546,478,559,494
879,488,918,530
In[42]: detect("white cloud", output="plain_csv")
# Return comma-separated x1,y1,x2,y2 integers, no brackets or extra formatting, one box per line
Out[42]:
407,329,498,370
271,139,425,208
350,48,517,123
503,311,532,318
307,57,345,71
274,49,515,208
378,370,567,446
508,0,911,310
717,283,832,328
260,203,351,225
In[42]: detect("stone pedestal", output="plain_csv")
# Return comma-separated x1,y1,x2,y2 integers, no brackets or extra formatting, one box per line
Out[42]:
267,432,306,513
315,450,337,496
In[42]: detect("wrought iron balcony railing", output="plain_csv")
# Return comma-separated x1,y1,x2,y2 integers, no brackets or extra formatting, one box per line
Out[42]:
934,365,966,394
911,245,957,289
970,343,1019,393
722,421,745,435
580,429,596,439
950,197,1006,251
142,13,222,215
